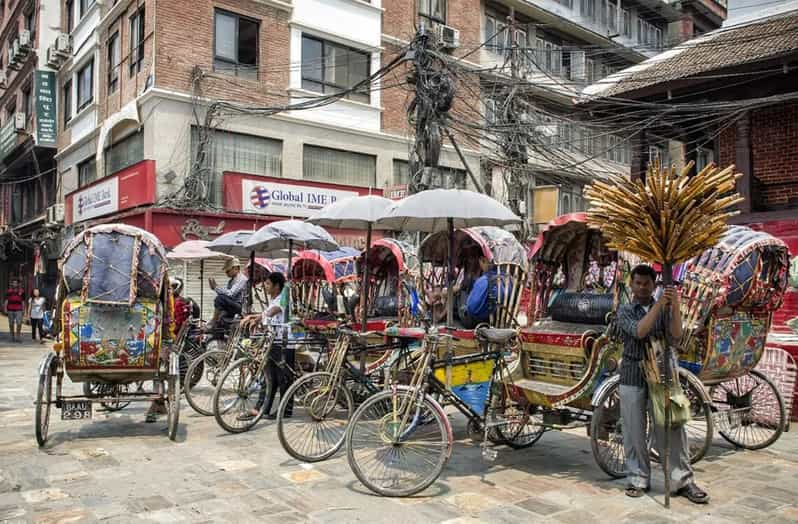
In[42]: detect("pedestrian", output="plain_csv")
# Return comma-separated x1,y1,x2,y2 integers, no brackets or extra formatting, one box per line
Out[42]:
208,257,248,328
3,279,25,343
27,289,47,344
617,264,709,503
171,277,192,334
241,271,293,419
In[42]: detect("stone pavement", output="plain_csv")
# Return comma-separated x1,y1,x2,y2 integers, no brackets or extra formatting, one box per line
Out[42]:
1,331,797,523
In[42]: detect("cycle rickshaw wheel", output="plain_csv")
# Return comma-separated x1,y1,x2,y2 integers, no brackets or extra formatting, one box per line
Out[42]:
346,388,452,497
167,371,180,441
35,357,54,447
185,350,226,416
213,358,271,433
277,371,354,462
590,382,626,478
711,369,785,450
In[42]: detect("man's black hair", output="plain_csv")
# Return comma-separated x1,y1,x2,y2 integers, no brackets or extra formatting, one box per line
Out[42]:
267,271,286,292
630,264,657,282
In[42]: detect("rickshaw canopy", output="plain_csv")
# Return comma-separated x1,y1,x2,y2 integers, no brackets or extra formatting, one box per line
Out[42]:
291,248,361,283
61,224,168,305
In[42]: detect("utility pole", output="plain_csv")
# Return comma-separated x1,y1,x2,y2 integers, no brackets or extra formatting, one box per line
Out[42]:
406,25,455,195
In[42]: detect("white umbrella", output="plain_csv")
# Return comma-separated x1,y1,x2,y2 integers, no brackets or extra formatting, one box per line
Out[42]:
245,220,339,322
167,240,231,315
376,189,522,326
308,195,394,330
206,230,255,258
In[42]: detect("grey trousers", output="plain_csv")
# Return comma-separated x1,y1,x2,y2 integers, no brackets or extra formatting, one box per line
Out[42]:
619,384,693,491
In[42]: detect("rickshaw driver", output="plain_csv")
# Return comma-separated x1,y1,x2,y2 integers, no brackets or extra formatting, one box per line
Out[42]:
617,264,709,504
208,257,248,328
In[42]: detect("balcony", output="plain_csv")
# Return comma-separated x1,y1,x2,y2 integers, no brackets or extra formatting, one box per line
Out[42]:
665,0,728,21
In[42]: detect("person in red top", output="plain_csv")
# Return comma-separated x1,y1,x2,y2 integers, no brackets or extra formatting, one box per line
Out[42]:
3,279,25,343
170,278,191,334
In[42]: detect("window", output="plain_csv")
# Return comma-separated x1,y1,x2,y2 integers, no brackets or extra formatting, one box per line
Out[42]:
213,9,258,80
66,0,74,32
301,35,370,103
191,127,282,204
303,145,375,187
22,86,31,128
63,80,72,125
419,0,445,23
79,0,95,17
391,159,466,189
485,14,508,56
77,59,93,111
622,9,632,37
107,31,120,93
105,130,143,176
6,101,15,123
129,7,145,76
24,9,34,42
696,147,713,172
78,157,97,187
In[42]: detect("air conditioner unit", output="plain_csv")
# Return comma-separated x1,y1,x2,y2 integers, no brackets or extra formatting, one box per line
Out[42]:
14,112,26,131
46,46,62,69
47,204,65,224
18,30,31,51
434,24,460,49
55,34,72,56
7,46,17,68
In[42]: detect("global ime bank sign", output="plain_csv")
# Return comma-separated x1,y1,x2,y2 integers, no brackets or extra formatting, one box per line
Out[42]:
228,174,364,218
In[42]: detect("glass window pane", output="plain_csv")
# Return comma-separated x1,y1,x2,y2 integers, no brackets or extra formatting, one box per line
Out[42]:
303,145,376,187
238,17,258,66
215,12,236,61
349,49,369,86
302,36,323,82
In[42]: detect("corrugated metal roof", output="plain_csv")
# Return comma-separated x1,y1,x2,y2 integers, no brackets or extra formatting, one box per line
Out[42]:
582,10,798,99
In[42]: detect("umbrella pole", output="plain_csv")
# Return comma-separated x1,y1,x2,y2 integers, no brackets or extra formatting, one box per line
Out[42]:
446,217,454,328
200,261,204,319
662,262,673,509
248,251,255,314
360,224,372,332
286,239,293,323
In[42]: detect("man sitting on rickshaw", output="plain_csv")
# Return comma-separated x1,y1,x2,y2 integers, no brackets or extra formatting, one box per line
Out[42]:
208,257,248,328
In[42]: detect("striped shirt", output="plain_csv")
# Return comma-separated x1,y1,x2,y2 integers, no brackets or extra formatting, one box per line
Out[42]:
215,273,248,306
616,300,666,387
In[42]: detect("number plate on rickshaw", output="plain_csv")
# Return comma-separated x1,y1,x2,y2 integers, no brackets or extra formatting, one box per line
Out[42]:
62,401,92,420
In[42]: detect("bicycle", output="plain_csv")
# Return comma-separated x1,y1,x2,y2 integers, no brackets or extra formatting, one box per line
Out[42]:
344,325,539,497
276,326,413,462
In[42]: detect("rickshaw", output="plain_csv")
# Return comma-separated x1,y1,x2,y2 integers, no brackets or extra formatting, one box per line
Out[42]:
35,224,180,445
358,238,419,329
291,247,361,322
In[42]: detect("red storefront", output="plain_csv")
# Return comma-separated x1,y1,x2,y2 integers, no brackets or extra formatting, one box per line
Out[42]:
65,162,384,249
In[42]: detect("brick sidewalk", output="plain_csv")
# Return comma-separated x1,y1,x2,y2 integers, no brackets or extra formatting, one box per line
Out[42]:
1,340,797,523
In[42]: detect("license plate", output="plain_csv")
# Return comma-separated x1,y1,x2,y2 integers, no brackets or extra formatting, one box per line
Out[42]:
62,401,92,420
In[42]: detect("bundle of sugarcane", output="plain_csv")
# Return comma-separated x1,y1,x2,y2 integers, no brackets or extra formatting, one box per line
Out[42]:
585,159,744,265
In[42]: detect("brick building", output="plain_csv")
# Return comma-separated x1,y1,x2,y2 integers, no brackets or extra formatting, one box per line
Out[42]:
0,1,62,297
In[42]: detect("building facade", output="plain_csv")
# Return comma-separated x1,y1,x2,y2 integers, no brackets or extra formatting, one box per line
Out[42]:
0,0,62,297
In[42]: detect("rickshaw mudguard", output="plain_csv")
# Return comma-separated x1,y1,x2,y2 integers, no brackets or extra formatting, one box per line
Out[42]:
38,352,57,376
590,365,710,406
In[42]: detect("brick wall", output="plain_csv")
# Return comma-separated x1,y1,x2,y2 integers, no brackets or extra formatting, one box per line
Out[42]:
719,102,798,211
154,0,290,107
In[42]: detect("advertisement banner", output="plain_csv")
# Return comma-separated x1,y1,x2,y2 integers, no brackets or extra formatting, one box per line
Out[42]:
241,179,359,218
34,70,57,147
72,177,119,223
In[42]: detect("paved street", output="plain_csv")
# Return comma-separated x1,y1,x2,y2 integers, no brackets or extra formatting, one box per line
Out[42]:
1,332,797,524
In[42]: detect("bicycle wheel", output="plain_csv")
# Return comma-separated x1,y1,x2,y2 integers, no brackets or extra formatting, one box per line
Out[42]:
35,357,53,447
185,350,226,416
590,382,626,478
711,369,785,450
346,389,452,497
493,404,546,449
212,358,271,434
277,372,354,463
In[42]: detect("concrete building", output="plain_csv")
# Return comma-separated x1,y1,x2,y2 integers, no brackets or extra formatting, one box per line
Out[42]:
0,0,62,297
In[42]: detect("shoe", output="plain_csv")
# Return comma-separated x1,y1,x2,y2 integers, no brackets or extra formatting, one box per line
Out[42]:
145,412,158,423
236,412,256,421
625,486,649,498
266,413,278,420
676,483,709,504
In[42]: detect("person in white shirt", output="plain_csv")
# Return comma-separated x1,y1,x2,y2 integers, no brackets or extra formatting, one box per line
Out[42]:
242,272,294,419
27,289,47,343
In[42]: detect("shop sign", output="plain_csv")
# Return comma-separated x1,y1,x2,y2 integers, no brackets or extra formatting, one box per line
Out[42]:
385,184,408,200
34,71,57,147
0,119,16,161
241,179,359,218
72,177,119,223
180,219,226,241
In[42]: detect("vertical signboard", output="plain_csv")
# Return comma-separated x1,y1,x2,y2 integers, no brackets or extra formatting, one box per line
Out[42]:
0,119,16,160
34,70,57,147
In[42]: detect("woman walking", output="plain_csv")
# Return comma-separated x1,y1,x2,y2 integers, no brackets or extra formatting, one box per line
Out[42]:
27,289,46,344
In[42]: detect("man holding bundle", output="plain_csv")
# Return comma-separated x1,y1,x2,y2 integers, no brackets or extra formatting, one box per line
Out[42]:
617,264,709,504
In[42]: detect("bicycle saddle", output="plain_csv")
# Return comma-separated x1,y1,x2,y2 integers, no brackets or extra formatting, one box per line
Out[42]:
475,327,517,344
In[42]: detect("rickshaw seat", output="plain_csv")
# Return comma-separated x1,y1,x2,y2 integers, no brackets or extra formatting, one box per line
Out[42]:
475,327,517,345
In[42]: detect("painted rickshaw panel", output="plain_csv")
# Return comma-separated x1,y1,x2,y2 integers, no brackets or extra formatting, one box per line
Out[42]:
57,224,174,384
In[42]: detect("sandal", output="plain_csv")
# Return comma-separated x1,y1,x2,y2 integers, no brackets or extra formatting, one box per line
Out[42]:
625,486,646,498
676,483,709,504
